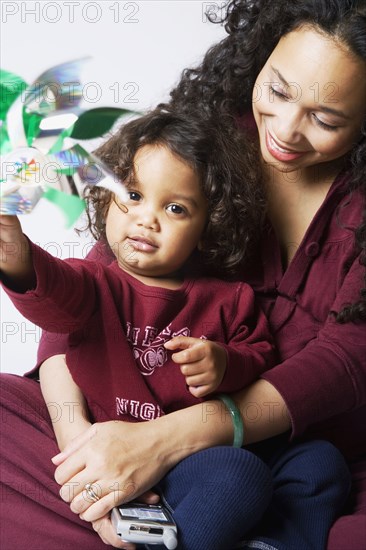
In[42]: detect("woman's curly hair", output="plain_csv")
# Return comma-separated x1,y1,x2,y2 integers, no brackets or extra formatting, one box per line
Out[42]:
84,108,265,277
169,0,366,322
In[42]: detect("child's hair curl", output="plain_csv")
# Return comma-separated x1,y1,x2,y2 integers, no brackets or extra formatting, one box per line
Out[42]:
83,107,265,277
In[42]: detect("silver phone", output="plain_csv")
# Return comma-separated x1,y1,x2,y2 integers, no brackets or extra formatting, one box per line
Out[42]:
111,502,178,549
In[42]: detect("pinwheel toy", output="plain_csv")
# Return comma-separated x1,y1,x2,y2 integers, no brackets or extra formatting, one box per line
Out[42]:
0,59,137,226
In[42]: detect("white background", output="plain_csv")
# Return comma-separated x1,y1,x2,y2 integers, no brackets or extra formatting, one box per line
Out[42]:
1,0,227,374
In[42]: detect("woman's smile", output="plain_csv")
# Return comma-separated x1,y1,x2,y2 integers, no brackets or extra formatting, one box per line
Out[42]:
265,128,307,162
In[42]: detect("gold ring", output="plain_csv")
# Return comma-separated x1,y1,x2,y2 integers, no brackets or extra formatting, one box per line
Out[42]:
84,482,100,502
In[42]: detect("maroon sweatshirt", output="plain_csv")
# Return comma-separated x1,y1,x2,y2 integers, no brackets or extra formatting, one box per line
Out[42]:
3,244,274,422
248,170,366,460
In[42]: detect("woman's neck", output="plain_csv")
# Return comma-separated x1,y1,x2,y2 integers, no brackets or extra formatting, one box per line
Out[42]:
265,160,345,268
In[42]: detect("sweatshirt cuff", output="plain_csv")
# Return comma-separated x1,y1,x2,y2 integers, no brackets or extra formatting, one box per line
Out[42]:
217,344,266,393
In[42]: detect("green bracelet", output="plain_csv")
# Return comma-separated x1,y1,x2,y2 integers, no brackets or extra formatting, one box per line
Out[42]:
218,394,244,448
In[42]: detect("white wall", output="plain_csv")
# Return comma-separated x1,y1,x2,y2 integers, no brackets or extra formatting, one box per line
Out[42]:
1,0,227,375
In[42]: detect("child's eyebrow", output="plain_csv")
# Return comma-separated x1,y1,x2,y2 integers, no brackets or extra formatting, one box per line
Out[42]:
170,194,200,208
125,174,140,188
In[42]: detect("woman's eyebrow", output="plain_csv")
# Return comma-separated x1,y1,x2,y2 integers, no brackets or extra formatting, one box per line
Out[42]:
270,66,290,88
270,65,351,120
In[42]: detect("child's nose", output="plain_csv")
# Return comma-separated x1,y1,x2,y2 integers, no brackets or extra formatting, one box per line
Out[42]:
137,207,159,230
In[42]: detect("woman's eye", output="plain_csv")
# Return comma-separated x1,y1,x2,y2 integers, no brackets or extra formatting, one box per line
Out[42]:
312,114,338,132
128,191,141,201
269,85,288,100
167,204,186,215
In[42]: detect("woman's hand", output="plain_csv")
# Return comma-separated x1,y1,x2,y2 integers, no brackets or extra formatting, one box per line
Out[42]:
90,514,135,549
51,420,170,522
90,489,160,550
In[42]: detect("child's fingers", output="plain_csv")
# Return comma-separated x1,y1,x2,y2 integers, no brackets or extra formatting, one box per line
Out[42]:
166,339,206,365
0,215,22,239
179,362,205,377
0,214,18,223
164,336,202,351
188,384,212,398
171,346,206,364
185,373,209,387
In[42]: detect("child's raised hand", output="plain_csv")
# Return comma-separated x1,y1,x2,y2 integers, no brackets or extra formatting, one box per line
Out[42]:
0,214,23,263
0,214,33,287
164,336,227,398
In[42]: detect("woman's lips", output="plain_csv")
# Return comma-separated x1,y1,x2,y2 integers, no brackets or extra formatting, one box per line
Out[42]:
127,237,158,252
265,130,307,162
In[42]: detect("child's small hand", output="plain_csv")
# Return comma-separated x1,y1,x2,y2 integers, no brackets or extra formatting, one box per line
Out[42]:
0,214,33,289
164,336,227,398
0,214,25,268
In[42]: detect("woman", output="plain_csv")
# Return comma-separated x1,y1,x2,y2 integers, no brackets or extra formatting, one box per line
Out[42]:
1,1,365,548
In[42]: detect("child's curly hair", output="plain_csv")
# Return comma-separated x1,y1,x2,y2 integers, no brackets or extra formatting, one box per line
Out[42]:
84,107,265,277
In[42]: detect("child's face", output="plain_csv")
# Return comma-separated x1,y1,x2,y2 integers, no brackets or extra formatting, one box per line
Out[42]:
105,144,208,280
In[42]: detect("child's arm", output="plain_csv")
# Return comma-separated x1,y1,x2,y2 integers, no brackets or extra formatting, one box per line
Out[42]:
0,215,35,291
165,282,274,398
39,354,92,451
1,216,99,333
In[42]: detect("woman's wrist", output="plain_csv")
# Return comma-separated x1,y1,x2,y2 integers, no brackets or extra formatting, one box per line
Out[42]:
153,380,291,468
232,379,291,444
153,400,235,468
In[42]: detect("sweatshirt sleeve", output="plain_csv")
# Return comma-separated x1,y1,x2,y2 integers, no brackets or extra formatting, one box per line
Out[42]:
32,239,115,373
262,254,366,438
2,239,99,334
217,282,275,393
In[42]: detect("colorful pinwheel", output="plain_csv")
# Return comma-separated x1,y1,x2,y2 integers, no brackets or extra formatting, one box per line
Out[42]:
0,59,137,226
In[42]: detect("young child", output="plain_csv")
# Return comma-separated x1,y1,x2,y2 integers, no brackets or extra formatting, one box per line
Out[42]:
0,109,275,549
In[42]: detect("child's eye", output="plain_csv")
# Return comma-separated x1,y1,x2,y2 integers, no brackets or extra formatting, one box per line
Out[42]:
166,204,186,215
128,191,141,201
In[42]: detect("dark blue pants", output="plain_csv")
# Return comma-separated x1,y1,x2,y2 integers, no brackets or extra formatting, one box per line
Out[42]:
239,439,351,550
148,440,350,550
154,446,273,550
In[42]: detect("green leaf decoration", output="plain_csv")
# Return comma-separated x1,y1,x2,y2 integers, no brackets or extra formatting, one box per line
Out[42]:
48,124,76,154
0,125,12,154
70,107,139,140
0,69,28,122
43,186,85,228
23,111,43,146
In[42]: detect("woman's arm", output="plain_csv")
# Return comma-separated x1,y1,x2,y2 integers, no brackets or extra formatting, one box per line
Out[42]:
262,255,366,439
52,378,290,523
39,355,92,451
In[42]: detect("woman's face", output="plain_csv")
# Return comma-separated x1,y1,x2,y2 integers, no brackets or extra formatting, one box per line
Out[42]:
252,26,366,174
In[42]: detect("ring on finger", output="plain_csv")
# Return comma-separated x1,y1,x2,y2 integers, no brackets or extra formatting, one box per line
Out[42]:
84,482,100,502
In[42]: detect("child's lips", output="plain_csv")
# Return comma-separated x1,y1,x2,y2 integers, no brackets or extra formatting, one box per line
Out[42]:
127,236,158,252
